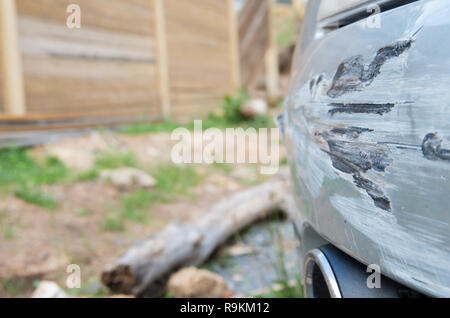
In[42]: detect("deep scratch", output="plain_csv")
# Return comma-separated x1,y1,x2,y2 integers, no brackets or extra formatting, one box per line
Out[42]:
353,174,391,212
422,133,450,162
327,40,412,98
329,103,395,116
321,128,392,211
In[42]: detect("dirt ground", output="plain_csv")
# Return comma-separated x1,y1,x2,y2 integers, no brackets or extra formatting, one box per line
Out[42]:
0,130,286,297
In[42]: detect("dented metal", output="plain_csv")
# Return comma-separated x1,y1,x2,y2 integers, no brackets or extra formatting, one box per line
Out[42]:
283,0,450,297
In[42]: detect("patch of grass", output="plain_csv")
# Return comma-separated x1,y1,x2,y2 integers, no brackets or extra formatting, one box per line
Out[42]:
204,90,274,129
118,164,202,224
268,276,304,298
119,189,163,223
101,164,202,231
119,90,273,136
212,162,233,175
0,148,67,209
0,278,21,297
164,291,174,298
220,89,250,124
102,189,171,230
78,169,99,182
119,121,191,135
78,150,139,182
101,212,125,232
74,208,92,217
0,149,67,188
14,186,58,210
0,210,15,239
153,164,203,196
67,278,110,298
3,227,15,239
94,150,138,170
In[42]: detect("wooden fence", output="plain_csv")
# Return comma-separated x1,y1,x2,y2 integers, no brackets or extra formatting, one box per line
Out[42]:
0,0,278,133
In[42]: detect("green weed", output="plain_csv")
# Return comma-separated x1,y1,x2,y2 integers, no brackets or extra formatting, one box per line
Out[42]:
119,90,273,136
118,121,191,135
74,208,92,217
0,148,67,188
0,148,67,209
14,185,58,210
0,210,15,239
93,150,138,170
101,164,202,231
0,278,21,297
212,162,233,175
101,212,125,232
78,150,139,182
153,164,203,196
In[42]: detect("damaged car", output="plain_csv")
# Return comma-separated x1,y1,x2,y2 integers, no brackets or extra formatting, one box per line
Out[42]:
280,0,450,298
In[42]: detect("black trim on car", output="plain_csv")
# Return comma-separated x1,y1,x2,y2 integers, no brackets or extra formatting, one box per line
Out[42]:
319,0,420,31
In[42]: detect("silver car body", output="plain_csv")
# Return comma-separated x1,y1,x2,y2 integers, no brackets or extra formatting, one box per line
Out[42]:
282,0,450,297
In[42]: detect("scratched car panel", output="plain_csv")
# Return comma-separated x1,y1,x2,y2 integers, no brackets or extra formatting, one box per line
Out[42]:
282,0,450,297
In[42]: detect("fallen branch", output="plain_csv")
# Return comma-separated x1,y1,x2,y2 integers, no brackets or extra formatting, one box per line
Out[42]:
101,168,290,296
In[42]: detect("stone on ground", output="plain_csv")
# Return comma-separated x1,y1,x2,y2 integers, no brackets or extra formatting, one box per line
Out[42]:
167,267,230,298
100,167,156,189
240,98,268,118
32,281,68,298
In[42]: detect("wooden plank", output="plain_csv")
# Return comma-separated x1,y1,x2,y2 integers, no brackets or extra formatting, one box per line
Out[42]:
228,0,241,90
153,0,171,119
16,0,155,37
238,0,271,88
0,113,162,132
18,16,155,62
14,0,160,121
265,0,280,98
0,0,26,116
164,0,233,120
0,109,160,121
21,56,159,116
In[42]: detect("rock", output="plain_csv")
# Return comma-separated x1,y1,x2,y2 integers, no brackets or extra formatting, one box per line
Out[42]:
32,281,68,298
167,267,230,298
221,243,258,257
100,168,156,189
240,98,268,119
39,132,112,171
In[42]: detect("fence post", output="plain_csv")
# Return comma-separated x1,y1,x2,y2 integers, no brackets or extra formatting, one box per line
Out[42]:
265,0,280,100
153,0,171,119
227,0,241,91
0,0,26,116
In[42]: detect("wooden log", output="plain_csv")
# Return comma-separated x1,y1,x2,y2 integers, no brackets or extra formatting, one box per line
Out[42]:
101,169,290,296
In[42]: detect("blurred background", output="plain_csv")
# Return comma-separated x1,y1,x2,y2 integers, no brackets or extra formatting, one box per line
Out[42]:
0,0,306,298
